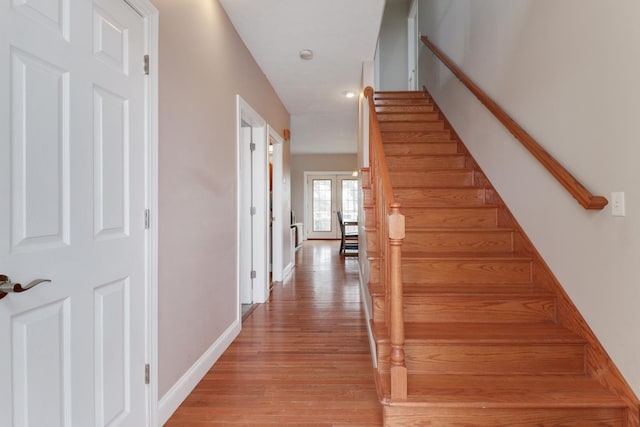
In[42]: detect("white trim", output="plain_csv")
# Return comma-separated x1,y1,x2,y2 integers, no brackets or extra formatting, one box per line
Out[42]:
236,96,269,306
157,319,241,424
121,1,159,425
303,171,357,239
359,268,377,368
268,127,284,282
283,261,294,280
407,0,419,90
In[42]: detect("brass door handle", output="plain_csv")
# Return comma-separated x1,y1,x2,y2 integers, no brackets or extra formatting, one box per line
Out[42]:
0,275,51,300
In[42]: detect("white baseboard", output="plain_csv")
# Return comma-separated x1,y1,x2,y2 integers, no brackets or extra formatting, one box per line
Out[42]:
283,261,294,280
358,267,377,368
158,319,241,425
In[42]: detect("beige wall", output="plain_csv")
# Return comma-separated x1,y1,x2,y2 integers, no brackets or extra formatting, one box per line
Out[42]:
378,0,411,90
290,154,358,235
419,0,640,394
154,0,290,398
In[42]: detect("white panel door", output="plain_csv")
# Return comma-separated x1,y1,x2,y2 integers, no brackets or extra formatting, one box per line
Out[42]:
0,1,148,426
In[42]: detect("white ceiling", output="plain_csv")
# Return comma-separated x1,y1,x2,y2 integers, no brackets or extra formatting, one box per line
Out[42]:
219,0,385,154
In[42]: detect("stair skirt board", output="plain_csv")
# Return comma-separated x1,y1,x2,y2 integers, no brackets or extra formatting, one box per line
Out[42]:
364,90,639,426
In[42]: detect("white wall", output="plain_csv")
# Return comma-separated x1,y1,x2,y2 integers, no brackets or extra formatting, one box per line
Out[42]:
378,0,411,90
153,0,290,415
418,0,640,394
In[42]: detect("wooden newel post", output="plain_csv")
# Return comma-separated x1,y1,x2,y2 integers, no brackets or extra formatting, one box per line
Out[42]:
388,203,407,400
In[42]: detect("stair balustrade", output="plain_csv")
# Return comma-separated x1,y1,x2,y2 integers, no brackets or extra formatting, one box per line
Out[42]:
363,86,407,400
421,36,608,210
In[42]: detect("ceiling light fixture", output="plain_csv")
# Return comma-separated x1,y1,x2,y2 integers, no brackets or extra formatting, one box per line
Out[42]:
299,49,313,60
343,91,356,98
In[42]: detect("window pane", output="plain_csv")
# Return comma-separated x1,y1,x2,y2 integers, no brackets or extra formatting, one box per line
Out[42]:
312,179,332,232
341,180,358,234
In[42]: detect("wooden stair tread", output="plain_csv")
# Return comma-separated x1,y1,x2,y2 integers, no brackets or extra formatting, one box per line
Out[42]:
369,282,547,297
404,226,513,232
401,205,498,211
400,251,529,260
379,374,624,408
372,322,583,344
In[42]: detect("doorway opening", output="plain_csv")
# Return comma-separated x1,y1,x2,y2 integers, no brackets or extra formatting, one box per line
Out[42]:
408,0,419,90
304,172,359,240
237,96,269,322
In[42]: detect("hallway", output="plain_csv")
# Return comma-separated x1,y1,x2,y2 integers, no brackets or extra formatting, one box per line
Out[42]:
166,240,382,426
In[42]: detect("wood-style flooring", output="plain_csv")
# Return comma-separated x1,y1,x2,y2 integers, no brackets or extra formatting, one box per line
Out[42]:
165,240,382,426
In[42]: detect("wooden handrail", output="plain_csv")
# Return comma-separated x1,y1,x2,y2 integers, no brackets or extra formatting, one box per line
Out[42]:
364,86,407,400
421,36,608,210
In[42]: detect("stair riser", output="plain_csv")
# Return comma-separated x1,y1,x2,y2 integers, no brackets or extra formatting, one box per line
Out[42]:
384,142,458,156
398,296,555,323
377,343,585,375
386,155,466,170
383,407,625,427
403,207,498,228
402,259,532,284
379,122,445,132
382,131,452,142
375,92,428,99
394,188,485,206
402,230,514,253
390,170,473,187
372,293,555,324
377,113,440,122
376,105,435,113
375,99,431,106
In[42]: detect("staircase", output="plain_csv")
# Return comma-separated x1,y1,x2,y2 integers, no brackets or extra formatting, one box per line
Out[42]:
364,90,639,426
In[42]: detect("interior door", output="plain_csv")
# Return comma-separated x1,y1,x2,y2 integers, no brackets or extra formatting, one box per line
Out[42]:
0,1,148,425
239,121,254,305
306,174,359,239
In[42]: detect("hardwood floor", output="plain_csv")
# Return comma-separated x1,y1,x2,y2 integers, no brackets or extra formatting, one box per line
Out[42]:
166,240,382,426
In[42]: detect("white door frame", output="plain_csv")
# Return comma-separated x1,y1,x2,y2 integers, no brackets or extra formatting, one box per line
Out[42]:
303,171,356,239
236,96,269,311
123,0,159,425
269,127,285,282
408,0,419,90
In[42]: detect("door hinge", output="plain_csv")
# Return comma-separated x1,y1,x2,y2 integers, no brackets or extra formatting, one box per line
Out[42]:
145,364,150,385
250,206,256,216
250,270,256,279
143,55,149,75
144,209,150,229
249,142,256,152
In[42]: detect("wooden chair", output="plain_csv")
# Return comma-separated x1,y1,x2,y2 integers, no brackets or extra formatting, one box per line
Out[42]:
337,211,358,254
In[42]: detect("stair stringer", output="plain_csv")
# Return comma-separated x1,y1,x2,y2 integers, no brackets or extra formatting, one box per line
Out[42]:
438,105,640,426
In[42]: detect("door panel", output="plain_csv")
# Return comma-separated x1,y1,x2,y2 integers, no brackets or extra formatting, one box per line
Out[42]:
0,1,147,426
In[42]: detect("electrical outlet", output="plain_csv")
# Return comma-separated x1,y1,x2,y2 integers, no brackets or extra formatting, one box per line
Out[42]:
612,192,625,217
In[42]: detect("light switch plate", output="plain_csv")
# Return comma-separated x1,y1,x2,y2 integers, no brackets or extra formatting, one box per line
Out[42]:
612,192,625,217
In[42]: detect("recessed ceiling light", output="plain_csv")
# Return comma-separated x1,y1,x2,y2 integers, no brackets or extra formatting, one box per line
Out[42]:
299,49,313,60
343,91,356,98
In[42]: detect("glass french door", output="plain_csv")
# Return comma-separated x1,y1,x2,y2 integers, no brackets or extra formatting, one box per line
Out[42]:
306,174,359,239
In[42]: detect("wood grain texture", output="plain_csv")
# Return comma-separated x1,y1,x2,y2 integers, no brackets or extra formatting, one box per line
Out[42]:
385,154,466,170
384,141,458,156
381,130,452,142
165,241,382,426
366,88,637,425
